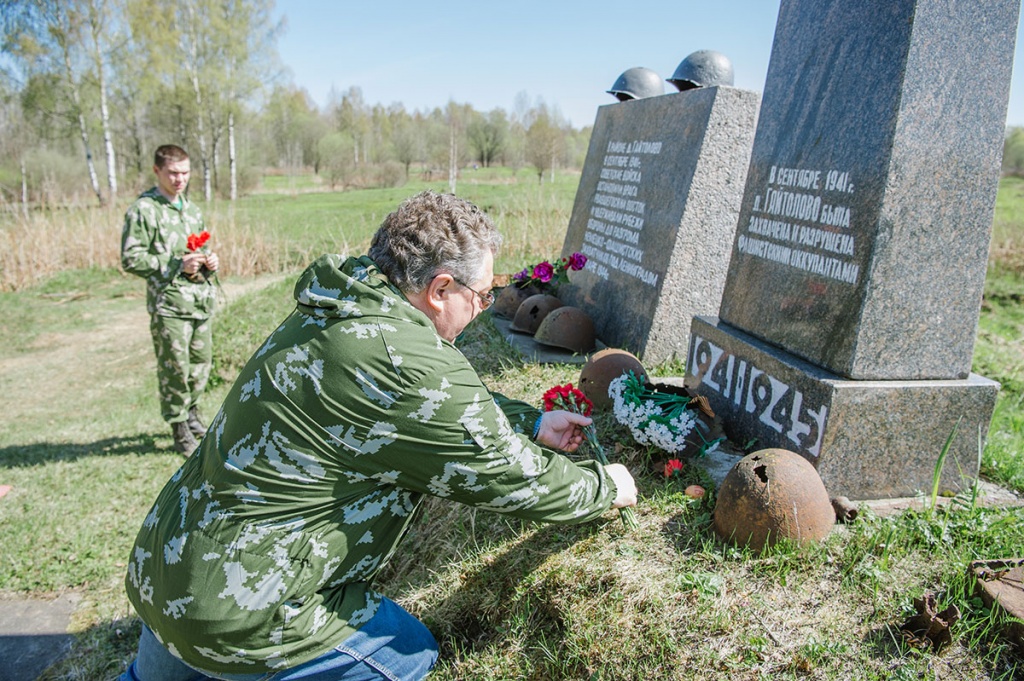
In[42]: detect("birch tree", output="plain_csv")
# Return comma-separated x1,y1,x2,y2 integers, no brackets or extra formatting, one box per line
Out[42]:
210,0,281,199
181,0,213,200
2,0,121,205
83,0,119,199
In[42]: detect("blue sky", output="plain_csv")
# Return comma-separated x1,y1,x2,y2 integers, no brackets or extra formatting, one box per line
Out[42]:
272,1,1024,130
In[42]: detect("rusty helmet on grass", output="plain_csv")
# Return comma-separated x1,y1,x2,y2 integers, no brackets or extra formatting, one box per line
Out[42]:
579,348,647,410
713,448,834,552
510,294,563,335
533,306,596,354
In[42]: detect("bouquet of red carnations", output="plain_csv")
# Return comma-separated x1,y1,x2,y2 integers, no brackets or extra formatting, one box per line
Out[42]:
542,383,639,530
184,230,213,283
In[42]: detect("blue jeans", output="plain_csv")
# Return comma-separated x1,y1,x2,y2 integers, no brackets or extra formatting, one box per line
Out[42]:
118,597,438,681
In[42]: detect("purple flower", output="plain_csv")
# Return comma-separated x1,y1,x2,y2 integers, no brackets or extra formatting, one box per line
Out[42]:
513,268,529,282
568,252,587,271
533,261,554,283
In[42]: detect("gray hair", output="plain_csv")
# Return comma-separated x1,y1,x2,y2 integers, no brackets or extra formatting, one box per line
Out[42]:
369,191,502,292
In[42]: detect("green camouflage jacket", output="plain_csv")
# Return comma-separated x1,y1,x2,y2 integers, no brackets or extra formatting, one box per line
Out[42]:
121,187,216,318
124,254,618,674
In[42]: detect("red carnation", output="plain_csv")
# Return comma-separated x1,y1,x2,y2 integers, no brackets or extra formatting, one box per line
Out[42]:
541,382,635,529
542,383,592,417
663,459,684,478
187,230,210,252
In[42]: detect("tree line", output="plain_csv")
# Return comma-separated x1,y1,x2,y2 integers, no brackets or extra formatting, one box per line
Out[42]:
0,0,591,209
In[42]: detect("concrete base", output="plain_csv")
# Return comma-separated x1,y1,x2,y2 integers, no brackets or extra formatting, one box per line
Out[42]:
0,592,79,681
684,317,1000,500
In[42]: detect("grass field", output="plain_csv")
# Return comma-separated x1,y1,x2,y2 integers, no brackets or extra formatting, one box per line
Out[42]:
0,171,1022,680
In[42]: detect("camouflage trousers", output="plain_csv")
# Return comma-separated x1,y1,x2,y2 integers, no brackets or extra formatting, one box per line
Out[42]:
149,314,213,424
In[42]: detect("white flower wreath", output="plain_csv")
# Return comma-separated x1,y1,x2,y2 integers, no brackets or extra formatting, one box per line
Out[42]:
608,371,723,456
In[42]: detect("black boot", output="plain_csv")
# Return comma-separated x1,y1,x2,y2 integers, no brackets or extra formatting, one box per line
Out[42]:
172,420,199,456
186,406,207,437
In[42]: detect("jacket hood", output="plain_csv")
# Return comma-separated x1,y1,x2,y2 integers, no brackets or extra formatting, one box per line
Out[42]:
293,254,425,324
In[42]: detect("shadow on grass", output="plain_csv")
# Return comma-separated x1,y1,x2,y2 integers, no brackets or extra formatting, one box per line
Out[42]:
420,520,603,657
0,432,172,469
34,615,141,681
660,506,721,556
43,521,605,679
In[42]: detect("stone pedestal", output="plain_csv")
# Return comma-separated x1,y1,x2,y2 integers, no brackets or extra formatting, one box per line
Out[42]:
558,86,758,364
687,317,999,499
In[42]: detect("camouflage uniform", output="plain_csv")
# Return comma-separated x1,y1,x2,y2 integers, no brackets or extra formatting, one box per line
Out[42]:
123,254,619,675
121,187,217,425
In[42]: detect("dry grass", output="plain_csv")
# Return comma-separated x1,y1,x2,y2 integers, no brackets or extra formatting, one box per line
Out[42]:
0,203,301,291
0,207,122,290
0,169,577,290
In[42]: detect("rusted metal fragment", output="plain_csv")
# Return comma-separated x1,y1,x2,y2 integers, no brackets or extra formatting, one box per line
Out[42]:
899,592,960,652
831,496,859,523
970,558,1024,648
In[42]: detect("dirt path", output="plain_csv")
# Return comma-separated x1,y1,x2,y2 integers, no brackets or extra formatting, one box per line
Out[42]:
0,275,286,442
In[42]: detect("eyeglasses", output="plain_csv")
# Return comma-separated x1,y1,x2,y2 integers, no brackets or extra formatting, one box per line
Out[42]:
454,278,495,310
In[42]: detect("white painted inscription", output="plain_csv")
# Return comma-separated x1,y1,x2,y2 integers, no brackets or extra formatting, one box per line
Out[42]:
740,164,861,285
579,139,664,287
687,333,828,457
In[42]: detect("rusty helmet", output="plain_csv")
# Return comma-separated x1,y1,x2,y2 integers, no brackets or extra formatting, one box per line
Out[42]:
579,348,647,410
510,294,563,335
533,306,596,354
493,284,540,320
668,49,734,91
713,448,834,552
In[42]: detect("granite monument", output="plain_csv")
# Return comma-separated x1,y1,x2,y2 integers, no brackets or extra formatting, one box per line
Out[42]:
686,0,1017,499
557,84,759,364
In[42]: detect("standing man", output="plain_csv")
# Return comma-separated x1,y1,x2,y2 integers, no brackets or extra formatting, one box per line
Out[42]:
121,144,219,455
117,191,637,680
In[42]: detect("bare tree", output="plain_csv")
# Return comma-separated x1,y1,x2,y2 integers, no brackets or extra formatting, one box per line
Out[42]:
181,0,212,200
83,0,120,199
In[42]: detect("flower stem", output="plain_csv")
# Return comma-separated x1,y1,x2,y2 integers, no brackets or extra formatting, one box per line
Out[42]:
584,426,639,530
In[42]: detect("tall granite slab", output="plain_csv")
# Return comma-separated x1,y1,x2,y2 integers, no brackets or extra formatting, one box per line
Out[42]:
684,0,1016,499
718,0,1018,381
557,86,758,364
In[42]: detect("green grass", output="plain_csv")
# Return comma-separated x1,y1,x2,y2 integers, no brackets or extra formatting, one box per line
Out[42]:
975,265,1024,491
991,177,1024,274
1,172,1023,680
0,267,139,352
203,167,581,277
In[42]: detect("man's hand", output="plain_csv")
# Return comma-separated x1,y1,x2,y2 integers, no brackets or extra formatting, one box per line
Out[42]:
181,252,206,275
204,251,219,272
535,410,590,452
604,463,638,509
